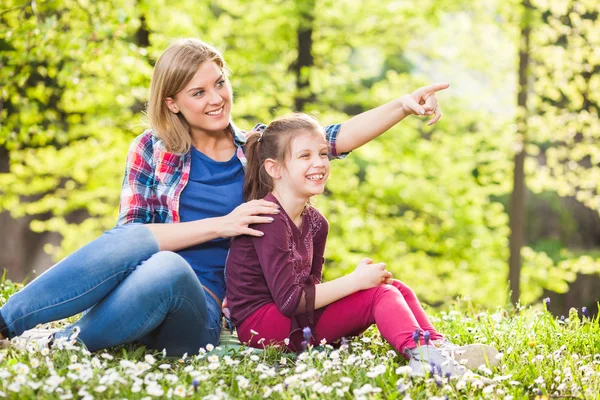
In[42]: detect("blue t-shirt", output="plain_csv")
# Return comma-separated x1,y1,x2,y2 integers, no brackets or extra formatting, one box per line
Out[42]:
177,146,244,303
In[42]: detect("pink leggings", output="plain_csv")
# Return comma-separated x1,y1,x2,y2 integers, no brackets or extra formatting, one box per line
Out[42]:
237,279,443,354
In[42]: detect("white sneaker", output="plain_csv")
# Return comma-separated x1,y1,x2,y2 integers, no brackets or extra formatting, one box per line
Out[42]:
432,339,500,370
10,328,59,351
404,345,467,377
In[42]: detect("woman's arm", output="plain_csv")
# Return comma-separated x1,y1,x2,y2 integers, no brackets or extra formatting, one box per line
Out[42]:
146,200,280,251
335,83,450,154
118,132,279,252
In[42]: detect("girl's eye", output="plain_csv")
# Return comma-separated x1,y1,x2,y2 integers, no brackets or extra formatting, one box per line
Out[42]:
301,153,310,158
193,90,205,97
320,152,328,157
217,79,226,87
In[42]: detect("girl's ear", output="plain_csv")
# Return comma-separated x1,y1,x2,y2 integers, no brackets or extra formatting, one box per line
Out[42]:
165,97,179,114
264,158,282,180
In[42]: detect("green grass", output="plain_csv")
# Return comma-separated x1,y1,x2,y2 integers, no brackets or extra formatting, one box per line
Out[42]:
0,278,598,399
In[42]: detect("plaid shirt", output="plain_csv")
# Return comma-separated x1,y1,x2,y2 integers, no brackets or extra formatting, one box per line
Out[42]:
117,122,344,225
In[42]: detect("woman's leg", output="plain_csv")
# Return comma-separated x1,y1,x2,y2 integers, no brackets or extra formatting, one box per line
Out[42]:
57,251,220,356
388,280,443,341
0,224,159,339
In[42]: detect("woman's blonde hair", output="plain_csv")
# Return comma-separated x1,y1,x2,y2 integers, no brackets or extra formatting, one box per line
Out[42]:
147,39,228,153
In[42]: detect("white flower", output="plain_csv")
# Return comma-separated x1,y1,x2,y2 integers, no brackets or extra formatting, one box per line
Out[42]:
30,358,40,369
146,383,164,397
320,338,327,346
236,375,250,389
208,355,219,363
284,338,290,346
101,353,114,360
206,343,214,352
94,385,107,393
13,363,30,375
158,364,171,370
208,362,220,370
70,355,78,363
145,354,156,365
396,366,412,375
250,329,259,336
360,337,371,343
173,385,186,398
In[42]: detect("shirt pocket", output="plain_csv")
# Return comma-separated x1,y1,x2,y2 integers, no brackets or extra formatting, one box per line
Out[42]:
156,161,179,186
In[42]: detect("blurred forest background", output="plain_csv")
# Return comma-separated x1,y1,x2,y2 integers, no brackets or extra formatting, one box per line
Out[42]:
1,0,599,315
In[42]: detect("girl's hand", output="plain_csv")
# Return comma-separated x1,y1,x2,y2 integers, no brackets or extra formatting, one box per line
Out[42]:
218,200,280,237
399,83,450,126
351,258,393,291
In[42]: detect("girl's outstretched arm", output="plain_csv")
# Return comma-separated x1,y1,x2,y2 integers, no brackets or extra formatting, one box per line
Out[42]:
335,83,450,154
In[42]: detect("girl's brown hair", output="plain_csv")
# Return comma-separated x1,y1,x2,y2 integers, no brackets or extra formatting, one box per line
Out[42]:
147,38,229,153
243,113,325,201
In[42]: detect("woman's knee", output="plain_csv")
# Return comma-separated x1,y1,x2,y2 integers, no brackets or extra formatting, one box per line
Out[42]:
141,251,196,283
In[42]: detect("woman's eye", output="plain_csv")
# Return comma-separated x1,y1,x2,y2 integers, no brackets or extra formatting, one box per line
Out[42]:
193,90,205,97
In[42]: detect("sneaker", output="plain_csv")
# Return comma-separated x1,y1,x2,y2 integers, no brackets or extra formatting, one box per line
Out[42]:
404,345,467,377
10,328,59,352
432,338,500,370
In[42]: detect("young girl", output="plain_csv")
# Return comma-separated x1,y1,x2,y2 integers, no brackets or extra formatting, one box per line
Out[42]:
225,114,499,376
0,39,449,356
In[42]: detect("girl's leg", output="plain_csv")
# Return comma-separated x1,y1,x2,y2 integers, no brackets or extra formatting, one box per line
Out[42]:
316,284,423,354
0,224,159,339
57,251,220,356
388,280,443,341
237,303,292,350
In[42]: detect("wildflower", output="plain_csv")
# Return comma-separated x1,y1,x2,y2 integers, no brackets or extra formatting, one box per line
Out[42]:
412,329,421,344
174,385,186,398
303,327,312,342
301,340,308,351
206,343,214,352
396,380,407,394
543,297,550,310
284,338,290,346
145,354,156,365
320,338,327,346
341,337,348,346
582,307,589,317
423,330,431,345
192,379,199,392
250,329,259,336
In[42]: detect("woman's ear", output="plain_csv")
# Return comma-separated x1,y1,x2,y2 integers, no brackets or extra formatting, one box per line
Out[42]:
165,97,179,114
264,158,282,180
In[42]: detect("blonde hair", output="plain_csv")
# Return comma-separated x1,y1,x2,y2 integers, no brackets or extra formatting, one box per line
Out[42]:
244,113,326,201
147,39,228,153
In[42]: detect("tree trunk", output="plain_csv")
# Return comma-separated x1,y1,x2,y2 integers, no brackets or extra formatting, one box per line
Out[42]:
294,0,316,112
509,0,532,305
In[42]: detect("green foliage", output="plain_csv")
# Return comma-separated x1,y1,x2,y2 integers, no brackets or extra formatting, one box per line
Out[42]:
1,0,599,307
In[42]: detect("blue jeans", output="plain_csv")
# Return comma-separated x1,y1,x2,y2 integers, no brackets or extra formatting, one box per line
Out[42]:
0,224,221,356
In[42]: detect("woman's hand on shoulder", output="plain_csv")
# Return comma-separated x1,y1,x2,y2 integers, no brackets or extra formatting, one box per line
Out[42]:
218,200,280,238
350,258,393,291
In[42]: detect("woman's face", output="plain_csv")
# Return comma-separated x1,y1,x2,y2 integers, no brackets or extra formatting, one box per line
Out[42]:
165,61,233,136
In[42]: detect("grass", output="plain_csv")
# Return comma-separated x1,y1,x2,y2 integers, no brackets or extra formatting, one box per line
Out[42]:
0,277,599,399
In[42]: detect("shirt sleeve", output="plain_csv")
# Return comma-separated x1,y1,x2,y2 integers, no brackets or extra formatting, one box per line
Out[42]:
116,132,158,225
310,213,329,284
251,217,312,318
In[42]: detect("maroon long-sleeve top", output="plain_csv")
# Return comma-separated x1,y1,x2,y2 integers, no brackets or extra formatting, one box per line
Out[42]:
225,193,329,337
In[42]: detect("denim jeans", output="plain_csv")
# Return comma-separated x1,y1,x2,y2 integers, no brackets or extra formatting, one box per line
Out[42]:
0,224,221,356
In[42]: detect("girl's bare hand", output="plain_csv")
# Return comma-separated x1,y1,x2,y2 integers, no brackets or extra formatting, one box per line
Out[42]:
351,258,392,291
218,200,280,237
400,83,450,126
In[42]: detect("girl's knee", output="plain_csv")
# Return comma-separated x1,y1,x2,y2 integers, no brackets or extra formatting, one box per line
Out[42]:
390,280,417,299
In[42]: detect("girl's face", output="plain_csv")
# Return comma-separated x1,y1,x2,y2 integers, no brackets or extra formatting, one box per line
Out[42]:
278,132,330,201
165,61,232,137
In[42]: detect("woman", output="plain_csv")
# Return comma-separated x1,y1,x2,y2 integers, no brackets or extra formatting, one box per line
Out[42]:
0,39,448,356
